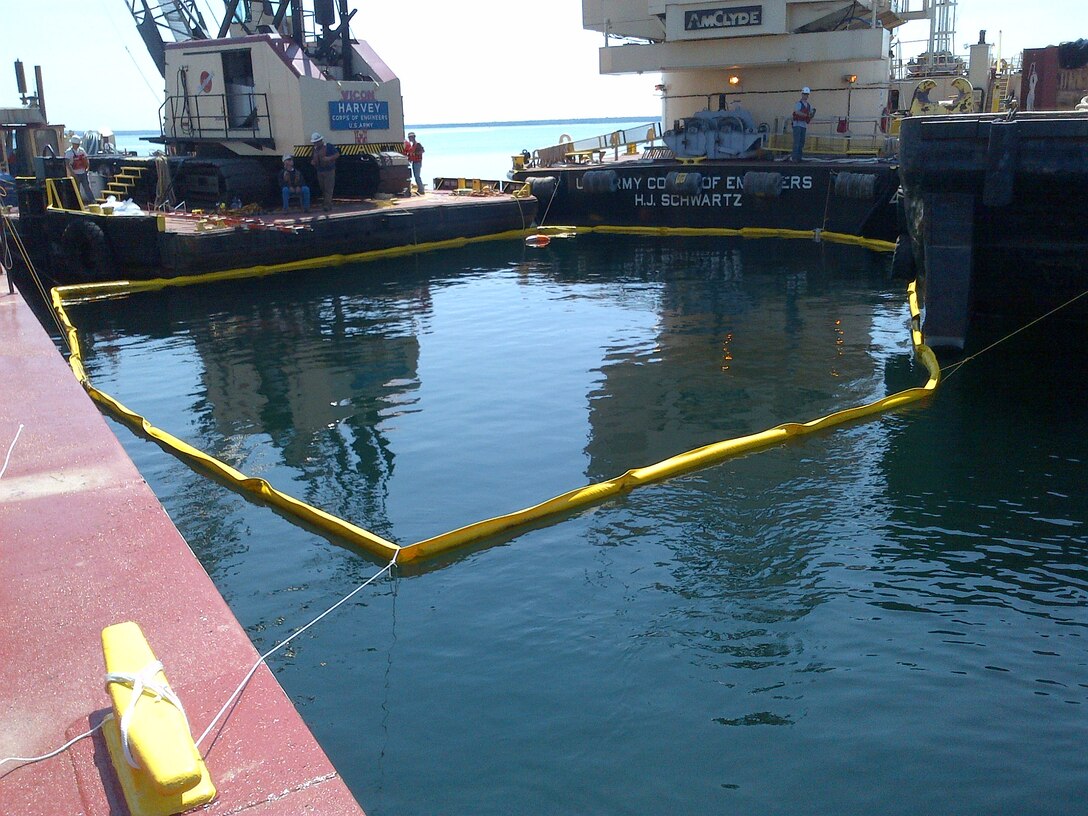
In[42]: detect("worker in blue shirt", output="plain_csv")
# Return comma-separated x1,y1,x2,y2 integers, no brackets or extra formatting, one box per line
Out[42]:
791,87,815,162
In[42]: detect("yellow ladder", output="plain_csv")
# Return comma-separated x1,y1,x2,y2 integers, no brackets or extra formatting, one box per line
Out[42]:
98,164,148,203
990,74,1011,112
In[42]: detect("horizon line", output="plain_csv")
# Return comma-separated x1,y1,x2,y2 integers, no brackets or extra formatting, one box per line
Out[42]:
112,115,660,134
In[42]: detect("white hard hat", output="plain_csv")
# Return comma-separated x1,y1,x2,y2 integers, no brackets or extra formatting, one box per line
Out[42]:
70,135,82,143
311,132,323,143
802,87,811,94
282,153,294,161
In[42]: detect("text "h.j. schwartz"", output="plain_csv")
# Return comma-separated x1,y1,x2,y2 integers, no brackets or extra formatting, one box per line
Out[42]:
684,5,762,30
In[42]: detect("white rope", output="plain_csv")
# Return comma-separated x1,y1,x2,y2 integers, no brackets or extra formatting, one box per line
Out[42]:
1,551,398,774
196,551,399,748
104,659,191,768
0,722,105,770
0,424,24,480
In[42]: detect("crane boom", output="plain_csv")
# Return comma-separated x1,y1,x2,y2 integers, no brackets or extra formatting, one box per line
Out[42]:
128,0,212,77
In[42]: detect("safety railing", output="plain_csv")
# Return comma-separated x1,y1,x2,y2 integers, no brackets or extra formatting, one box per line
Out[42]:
765,116,899,158
45,176,85,212
530,121,663,168
162,92,273,144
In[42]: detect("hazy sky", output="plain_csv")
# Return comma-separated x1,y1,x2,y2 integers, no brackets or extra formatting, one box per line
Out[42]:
2,0,1080,131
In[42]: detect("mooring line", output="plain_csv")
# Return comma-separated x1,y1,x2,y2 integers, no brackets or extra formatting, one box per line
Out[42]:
1,217,70,346
0,554,399,775
0,423,24,481
939,288,1088,381
0,723,106,775
196,551,399,750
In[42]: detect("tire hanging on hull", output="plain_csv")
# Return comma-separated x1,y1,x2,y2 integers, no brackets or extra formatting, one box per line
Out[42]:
60,219,115,280
742,172,782,199
834,172,878,200
664,171,702,195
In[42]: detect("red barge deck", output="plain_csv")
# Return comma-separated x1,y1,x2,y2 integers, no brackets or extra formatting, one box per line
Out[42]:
0,267,366,813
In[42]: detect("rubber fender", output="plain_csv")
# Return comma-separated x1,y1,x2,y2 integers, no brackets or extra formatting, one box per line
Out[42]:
60,218,115,280
834,172,877,200
742,171,782,198
526,176,557,203
582,169,618,194
664,171,702,195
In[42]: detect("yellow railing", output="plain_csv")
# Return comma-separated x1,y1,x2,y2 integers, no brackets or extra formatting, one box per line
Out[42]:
764,131,893,157
45,176,86,211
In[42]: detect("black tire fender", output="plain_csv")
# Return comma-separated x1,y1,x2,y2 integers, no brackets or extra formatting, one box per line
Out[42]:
60,219,115,280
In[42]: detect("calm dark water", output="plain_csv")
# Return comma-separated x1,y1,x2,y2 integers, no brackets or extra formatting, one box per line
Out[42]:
71,235,1087,815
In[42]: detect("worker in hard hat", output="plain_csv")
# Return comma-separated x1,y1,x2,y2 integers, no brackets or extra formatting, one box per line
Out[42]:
279,154,310,213
64,135,94,205
310,132,339,212
791,87,815,162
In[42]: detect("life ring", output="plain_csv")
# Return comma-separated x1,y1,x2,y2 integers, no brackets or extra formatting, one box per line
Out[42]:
60,219,115,280
558,133,573,144
524,234,551,248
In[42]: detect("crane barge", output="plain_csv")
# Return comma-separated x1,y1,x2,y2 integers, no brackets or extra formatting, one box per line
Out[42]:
127,0,409,205
3,2,537,282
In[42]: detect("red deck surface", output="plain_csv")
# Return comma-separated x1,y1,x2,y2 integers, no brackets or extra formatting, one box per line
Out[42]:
0,270,365,814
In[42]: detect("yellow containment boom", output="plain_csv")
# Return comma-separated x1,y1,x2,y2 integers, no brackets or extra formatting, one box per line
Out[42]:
53,227,930,566
401,284,939,562
101,621,216,816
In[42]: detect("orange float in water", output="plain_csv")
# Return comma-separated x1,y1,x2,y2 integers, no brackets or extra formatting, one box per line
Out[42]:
524,234,551,248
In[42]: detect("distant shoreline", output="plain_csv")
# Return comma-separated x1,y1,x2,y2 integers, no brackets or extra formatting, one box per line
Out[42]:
112,116,660,135
406,116,660,129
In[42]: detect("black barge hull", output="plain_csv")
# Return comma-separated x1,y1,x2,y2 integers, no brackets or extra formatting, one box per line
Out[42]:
18,194,537,282
897,112,1088,349
513,159,899,240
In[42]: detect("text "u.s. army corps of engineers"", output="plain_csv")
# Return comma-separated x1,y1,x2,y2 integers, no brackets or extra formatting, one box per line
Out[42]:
684,5,762,30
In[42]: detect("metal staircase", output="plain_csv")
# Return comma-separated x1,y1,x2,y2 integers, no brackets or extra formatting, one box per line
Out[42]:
990,74,1012,112
98,165,149,203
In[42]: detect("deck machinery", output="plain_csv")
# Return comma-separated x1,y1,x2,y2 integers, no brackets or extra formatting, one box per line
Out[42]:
126,0,408,204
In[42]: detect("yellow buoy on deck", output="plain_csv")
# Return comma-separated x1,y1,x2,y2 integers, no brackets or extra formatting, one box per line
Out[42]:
101,621,216,816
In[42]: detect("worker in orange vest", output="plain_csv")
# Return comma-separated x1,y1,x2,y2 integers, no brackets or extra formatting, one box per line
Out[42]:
404,132,425,196
64,135,94,205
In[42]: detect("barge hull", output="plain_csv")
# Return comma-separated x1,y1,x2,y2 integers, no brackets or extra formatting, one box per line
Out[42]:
898,112,1088,348
18,193,537,281
514,159,899,239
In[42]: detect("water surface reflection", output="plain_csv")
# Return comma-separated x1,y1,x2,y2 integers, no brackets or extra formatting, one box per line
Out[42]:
74,236,1087,815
